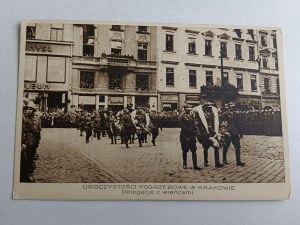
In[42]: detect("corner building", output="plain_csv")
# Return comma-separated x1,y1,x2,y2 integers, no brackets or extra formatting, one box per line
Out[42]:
23,23,73,111
71,24,157,112
156,26,261,110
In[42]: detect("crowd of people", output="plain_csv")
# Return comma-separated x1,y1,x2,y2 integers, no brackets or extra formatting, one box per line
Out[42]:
20,97,283,181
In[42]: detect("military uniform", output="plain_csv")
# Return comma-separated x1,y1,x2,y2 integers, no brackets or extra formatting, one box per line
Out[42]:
84,117,93,143
222,108,245,167
192,104,223,168
149,111,161,146
92,116,102,140
179,109,200,170
21,102,39,182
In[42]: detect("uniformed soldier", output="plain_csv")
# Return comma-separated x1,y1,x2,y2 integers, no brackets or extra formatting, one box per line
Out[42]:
222,103,245,167
149,109,162,146
84,115,93,143
92,115,102,140
179,105,201,170
192,101,223,168
21,101,39,182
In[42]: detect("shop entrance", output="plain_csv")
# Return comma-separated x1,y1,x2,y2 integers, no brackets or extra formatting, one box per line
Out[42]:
135,96,149,108
48,92,64,111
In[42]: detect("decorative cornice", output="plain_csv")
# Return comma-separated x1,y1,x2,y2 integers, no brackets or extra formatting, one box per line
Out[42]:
202,64,217,68
201,30,215,38
161,60,179,65
218,33,231,40
232,37,245,42
185,29,199,34
185,63,201,67
162,26,178,31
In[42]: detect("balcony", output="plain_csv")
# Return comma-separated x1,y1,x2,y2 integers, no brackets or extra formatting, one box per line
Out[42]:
200,83,239,101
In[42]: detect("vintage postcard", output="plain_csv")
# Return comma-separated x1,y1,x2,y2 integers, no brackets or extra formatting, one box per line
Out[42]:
13,20,290,200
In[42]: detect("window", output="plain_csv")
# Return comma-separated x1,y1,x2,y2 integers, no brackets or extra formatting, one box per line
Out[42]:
273,36,277,49
50,27,63,41
235,29,242,38
109,73,122,90
189,70,197,87
251,75,257,91
205,40,212,56
275,57,278,70
206,71,213,85
261,35,267,47
220,42,227,57
137,42,148,60
248,29,255,40
166,68,174,86
83,25,95,56
136,74,149,91
138,26,148,33
26,26,35,39
111,40,122,56
264,77,270,93
111,25,121,31
235,44,242,59
222,72,229,84
99,95,105,102
249,46,255,61
80,71,95,89
188,37,196,54
276,79,280,93
166,34,174,52
262,57,268,68
236,74,243,90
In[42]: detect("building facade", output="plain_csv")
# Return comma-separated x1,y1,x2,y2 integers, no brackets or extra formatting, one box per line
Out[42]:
156,26,262,110
24,22,73,112
71,24,157,112
258,30,280,109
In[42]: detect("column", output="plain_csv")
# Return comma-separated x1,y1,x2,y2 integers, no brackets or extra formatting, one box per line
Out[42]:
132,96,135,109
124,96,128,108
104,95,108,108
95,95,99,112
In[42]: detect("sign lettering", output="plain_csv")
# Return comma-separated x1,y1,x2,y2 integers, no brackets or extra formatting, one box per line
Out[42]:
24,82,50,90
26,43,52,52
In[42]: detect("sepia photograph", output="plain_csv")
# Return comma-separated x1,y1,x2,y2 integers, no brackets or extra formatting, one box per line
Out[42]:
13,20,290,200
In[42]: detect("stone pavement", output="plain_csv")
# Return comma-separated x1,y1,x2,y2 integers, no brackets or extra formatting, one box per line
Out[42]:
33,128,285,183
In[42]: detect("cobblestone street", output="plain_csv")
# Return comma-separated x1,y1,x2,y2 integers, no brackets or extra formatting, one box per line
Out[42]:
32,128,285,183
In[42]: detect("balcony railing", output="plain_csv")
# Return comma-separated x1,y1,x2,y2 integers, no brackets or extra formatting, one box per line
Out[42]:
200,83,239,100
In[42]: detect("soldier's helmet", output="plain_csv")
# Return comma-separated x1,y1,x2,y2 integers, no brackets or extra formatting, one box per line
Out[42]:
127,103,133,108
23,97,30,107
123,108,129,113
26,101,37,111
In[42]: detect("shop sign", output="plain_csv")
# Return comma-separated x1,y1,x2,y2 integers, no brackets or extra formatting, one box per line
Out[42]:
24,82,50,90
108,96,124,105
26,43,52,52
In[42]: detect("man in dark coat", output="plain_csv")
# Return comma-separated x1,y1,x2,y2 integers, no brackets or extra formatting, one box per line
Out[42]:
179,105,201,170
222,103,245,167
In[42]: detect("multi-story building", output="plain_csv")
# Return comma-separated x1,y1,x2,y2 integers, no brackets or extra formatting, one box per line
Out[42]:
71,24,158,112
156,26,261,110
258,30,280,109
23,22,73,112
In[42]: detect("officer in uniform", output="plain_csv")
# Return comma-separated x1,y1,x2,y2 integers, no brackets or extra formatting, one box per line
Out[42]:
92,115,102,140
222,103,245,167
149,109,162,146
84,114,93,143
21,101,39,182
192,101,223,168
178,105,201,170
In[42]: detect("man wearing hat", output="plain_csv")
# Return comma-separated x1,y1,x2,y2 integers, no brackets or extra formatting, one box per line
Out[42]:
21,101,39,182
178,105,201,170
222,102,245,167
84,113,93,143
191,100,223,168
